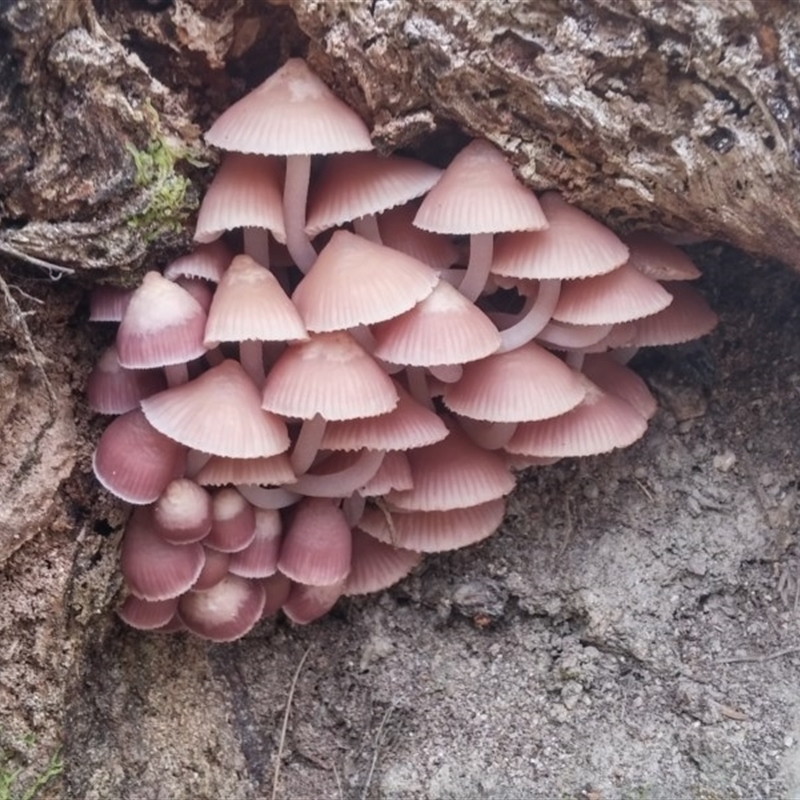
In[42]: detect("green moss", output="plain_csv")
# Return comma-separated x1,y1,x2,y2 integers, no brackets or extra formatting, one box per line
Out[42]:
0,742,62,800
126,136,202,243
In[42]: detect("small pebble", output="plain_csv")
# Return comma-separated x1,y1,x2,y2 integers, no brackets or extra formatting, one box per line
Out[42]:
713,450,736,472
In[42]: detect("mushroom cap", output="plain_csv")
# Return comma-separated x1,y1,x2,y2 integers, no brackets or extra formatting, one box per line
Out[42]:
92,408,187,505
261,571,293,618
261,332,399,421
120,507,206,601
344,528,421,595
321,382,449,452
282,580,344,625
442,342,587,423
116,271,207,369
378,202,460,270
291,230,439,332
581,353,658,420
163,239,234,283
305,152,442,237
505,375,648,457
205,57,373,157
205,487,257,553
491,192,629,281
385,422,515,511
359,496,506,553
178,574,266,642
118,595,180,631
194,153,286,244
552,263,674,326
152,478,213,545
413,139,548,235
359,450,413,496
624,231,702,281
141,359,290,459
371,281,501,367
192,547,232,591
89,285,132,322
278,497,352,586
228,508,283,579
194,453,295,487
86,344,167,415
203,254,308,346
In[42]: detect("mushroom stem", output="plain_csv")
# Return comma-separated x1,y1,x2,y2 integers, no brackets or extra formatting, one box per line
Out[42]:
458,232,493,302
290,449,385,498
164,363,189,387
283,155,318,272
290,413,327,476
565,350,586,371
537,321,613,350
237,485,302,510
239,340,265,385
348,324,377,353
406,366,434,409
342,492,367,527
353,214,382,244
243,227,271,268
184,449,213,478
497,279,561,353
429,363,463,383
610,346,639,364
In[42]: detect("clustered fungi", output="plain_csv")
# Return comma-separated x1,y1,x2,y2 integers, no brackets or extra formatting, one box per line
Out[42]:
88,58,718,641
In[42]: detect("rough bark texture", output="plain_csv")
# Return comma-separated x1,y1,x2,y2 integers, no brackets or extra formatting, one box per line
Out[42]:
1,2,799,799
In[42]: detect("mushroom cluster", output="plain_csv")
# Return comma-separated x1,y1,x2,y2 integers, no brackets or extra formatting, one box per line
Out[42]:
88,58,718,641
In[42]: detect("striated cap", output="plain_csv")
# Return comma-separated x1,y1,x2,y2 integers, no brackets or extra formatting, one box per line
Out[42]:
205,58,373,157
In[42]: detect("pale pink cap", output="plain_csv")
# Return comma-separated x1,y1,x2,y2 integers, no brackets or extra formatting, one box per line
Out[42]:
141,359,290,458
153,478,213,545
205,487,257,553
262,332,398,421
359,450,413,495
292,230,439,332
506,375,648,457
86,344,166,415
229,508,282,579
372,281,501,367
344,528,421,595
92,409,187,505
378,202,460,270
491,192,629,281
261,571,293,618
582,353,658,420
359,497,506,553
116,271,207,369
624,231,701,281
118,595,180,631
414,139,548,234
305,152,442,236
195,153,286,243
203,254,308,346
278,497,352,586
627,282,718,346
120,507,206,601
205,58,373,157
178,574,266,641
386,423,515,511
89,285,132,322
163,239,234,283
321,382,448,452
442,342,586,423
552,263,673,326
192,547,231,591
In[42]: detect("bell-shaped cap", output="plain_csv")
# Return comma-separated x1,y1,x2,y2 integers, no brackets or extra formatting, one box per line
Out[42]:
153,478,213,545
442,342,586,423
581,354,657,420
163,239,234,283
229,508,282,579
86,344,166,415
203,254,308,347
414,139,547,235
116,271,207,369
372,281,501,367
92,409,187,505
282,580,344,625
378,202,460,270
195,153,286,243
506,375,648,457
386,422,515,512
277,497,352,586
344,528,421,595
359,450,413,496
359,497,506,553
552,263,673,326
624,231,702,281
141,359,290,458
205,487,257,553
205,57,373,157
262,332,398,421
292,230,438,332
194,453,295,487
305,152,442,236
120,507,206,601
118,595,180,631
178,574,266,641
491,192,629,281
